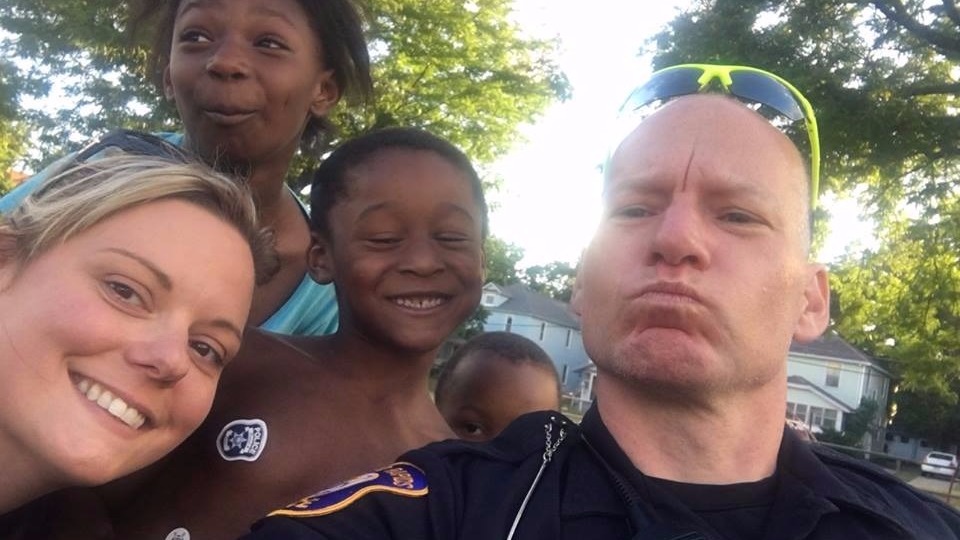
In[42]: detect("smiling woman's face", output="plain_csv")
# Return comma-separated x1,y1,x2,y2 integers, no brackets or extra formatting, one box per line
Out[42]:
0,198,255,488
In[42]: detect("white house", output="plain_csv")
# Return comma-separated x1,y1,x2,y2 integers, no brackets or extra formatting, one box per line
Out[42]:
479,283,589,395
787,331,892,450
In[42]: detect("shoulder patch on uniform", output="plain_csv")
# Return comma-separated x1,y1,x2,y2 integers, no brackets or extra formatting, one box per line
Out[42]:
269,462,428,518
217,418,268,462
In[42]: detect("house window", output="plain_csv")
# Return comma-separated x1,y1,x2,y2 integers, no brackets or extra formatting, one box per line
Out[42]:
795,404,808,424
809,406,824,428
823,409,838,430
561,364,568,385
825,363,840,387
786,401,796,418
505,317,512,333
539,322,546,341
483,294,495,305
565,329,572,348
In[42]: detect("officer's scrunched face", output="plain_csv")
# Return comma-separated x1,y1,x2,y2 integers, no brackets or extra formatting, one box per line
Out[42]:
571,95,829,399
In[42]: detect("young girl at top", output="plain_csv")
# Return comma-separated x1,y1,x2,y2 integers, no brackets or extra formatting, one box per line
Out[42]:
0,0,373,336
102,127,486,539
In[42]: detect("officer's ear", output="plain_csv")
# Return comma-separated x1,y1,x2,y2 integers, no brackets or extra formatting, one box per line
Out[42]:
307,231,334,285
792,263,829,343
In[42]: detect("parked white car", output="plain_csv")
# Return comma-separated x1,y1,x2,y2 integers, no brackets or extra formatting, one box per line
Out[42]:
786,418,817,443
921,451,958,478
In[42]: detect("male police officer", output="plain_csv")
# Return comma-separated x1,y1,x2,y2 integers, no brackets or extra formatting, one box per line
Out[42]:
242,67,960,540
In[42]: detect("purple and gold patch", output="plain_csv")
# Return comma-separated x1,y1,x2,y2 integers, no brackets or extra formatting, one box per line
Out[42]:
269,462,428,518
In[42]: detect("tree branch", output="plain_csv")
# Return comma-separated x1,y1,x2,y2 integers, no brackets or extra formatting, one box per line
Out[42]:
895,82,960,97
872,0,960,58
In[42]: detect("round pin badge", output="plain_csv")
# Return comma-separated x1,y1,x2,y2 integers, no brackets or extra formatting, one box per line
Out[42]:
216,418,269,462
165,527,190,540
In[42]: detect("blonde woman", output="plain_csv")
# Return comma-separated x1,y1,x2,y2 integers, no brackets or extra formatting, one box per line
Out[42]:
0,154,275,513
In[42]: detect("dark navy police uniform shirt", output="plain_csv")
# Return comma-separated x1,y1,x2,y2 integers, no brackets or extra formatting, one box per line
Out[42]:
243,405,960,540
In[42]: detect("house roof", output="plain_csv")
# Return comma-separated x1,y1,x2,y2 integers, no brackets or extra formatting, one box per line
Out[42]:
485,282,580,329
574,362,595,374
790,331,878,364
787,375,856,412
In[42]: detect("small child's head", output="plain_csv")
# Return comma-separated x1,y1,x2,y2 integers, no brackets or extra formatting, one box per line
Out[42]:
141,0,373,161
308,127,487,354
435,332,562,442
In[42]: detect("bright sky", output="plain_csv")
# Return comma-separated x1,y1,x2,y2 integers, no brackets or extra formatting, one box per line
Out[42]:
494,0,876,268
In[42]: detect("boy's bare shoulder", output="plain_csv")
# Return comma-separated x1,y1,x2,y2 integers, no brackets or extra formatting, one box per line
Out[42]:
221,329,336,386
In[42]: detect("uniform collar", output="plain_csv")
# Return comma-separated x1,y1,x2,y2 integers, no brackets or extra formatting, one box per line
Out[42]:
779,429,912,535
566,403,910,537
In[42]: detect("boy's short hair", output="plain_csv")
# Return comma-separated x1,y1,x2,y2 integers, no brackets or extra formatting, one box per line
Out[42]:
435,332,560,407
310,127,488,241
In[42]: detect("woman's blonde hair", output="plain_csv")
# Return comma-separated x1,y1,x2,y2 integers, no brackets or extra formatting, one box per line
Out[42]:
0,154,278,284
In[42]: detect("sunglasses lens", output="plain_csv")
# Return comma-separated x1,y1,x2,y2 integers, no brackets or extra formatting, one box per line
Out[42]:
621,68,703,113
728,72,805,122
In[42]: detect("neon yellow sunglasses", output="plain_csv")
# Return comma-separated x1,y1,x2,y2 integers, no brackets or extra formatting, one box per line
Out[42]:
619,64,821,207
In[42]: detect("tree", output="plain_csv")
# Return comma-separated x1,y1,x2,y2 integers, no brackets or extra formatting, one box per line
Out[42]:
818,399,880,447
830,194,960,397
483,235,524,286
0,121,25,196
0,59,26,194
650,1,960,408
521,261,576,302
889,386,960,449
0,0,570,172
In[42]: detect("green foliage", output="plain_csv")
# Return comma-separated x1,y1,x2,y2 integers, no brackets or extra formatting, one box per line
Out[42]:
454,305,489,341
484,235,524,285
831,195,960,396
890,386,960,449
0,117,26,197
0,0,171,164
843,398,881,442
521,261,576,302
0,58,26,195
354,0,570,165
0,0,569,173
0,119,26,196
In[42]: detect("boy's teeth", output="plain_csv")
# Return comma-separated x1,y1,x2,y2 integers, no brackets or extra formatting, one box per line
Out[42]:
75,379,147,430
395,297,444,309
